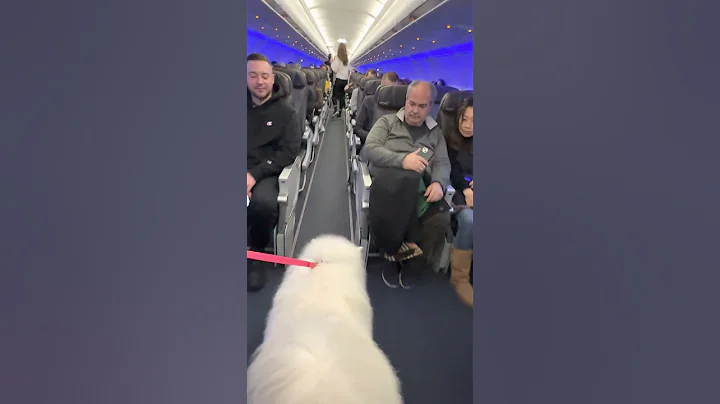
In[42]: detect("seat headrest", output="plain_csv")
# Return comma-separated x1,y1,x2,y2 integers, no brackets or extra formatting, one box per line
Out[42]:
272,70,292,98
274,67,307,89
361,77,373,89
399,78,411,85
364,79,381,96
300,68,316,84
439,90,473,114
435,85,459,104
376,84,408,110
275,62,286,67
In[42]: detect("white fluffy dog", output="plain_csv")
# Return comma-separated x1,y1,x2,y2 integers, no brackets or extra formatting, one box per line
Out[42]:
247,234,403,404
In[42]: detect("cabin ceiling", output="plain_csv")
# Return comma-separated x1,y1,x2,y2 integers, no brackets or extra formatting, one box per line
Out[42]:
269,0,432,60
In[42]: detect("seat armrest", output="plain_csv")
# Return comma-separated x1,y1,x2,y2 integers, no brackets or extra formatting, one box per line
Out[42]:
277,155,303,218
359,161,372,211
445,185,456,210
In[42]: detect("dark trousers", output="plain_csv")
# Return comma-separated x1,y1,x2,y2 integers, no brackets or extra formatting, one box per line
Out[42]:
368,167,451,267
247,176,279,251
333,78,348,109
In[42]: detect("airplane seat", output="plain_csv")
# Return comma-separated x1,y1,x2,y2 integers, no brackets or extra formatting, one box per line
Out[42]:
399,78,412,85
277,67,316,176
436,90,473,137
350,79,381,153
300,68,318,117
309,68,330,146
431,85,459,119
363,78,382,100
354,84,407,258
314,69,328,100
434,90,474,271
309,70,325,111
356,77,371,111
271,69,293,103
273,67,308,132
370,84,408,128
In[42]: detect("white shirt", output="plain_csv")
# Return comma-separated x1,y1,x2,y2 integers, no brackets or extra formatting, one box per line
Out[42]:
331,58,352,80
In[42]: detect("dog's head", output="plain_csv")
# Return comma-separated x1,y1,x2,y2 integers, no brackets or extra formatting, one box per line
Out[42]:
298,234,363,268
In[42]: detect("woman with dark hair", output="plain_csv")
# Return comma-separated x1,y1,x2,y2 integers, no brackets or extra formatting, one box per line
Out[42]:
330,43,352,117
446,96,474,307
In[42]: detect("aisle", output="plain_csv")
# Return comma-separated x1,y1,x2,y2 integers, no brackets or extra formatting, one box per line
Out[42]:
291,112,353,254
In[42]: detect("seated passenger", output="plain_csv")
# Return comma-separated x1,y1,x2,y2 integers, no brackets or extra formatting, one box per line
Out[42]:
246,53,302,292
354,71,399,147
319,65,330,94
364,81,452,282
446,97,474,307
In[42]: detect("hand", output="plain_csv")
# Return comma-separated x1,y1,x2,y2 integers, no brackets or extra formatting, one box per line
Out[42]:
425,182,443,203
463,188,473,208
469,180,473,189
247,172,256,197
402,148,428,173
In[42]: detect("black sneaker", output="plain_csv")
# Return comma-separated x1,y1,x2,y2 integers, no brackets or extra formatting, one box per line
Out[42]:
247,259,267,292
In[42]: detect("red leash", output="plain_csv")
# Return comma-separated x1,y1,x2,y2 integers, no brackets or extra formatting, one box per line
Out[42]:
247,250,317,268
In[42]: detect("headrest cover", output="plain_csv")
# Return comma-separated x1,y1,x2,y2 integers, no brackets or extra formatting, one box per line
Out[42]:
376,85,408,110
435,86,459,103
272,70,292,98
359,77,370,91
275,67,307,89
364,79,381,96
300,69,316,84
439,91,473,113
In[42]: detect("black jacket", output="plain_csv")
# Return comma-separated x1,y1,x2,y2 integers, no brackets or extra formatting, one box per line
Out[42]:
247,85,302,182
448,138,473,206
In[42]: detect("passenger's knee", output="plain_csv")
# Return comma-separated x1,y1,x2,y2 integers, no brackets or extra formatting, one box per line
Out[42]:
248,187,279,218
249,195,278,215
457,208,473,227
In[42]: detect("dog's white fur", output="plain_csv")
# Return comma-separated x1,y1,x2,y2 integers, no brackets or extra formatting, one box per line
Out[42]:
247,234,403,404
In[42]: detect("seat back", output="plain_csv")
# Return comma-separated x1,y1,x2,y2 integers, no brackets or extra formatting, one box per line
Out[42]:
274,67,308,131
431,85,459,119
371,84,408,128
399,78,412,85
363,79,381,99
313,69,326,96
272,70,292,103
352,72,363,88
356,77,372,110
301,68,321,112
436,90,473,136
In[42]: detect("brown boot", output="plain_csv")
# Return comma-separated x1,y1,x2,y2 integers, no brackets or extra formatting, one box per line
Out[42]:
450,247,473,307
